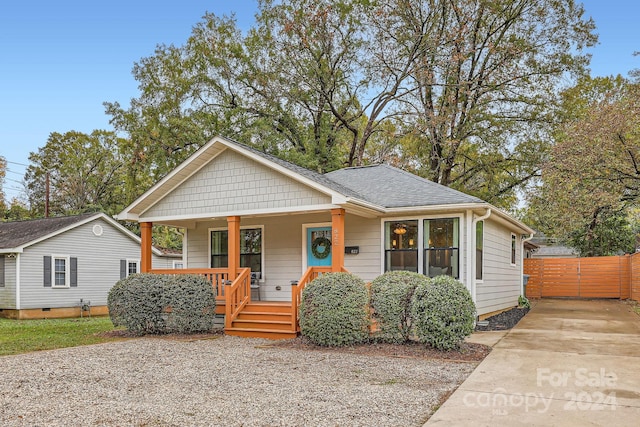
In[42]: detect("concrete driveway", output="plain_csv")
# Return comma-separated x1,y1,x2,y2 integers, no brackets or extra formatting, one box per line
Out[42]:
426,299,640,426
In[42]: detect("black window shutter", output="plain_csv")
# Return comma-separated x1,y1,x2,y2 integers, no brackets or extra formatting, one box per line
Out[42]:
43,256,52,287
70,257,78,287
120,259,127,279
0,256,5,287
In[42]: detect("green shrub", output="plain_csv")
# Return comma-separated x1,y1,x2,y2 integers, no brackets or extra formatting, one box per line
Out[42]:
410,275,476,350
370,271,428,343
299,272,370,346
108,274,216,335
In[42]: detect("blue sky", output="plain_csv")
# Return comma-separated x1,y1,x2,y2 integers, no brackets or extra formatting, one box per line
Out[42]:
1,0,638,202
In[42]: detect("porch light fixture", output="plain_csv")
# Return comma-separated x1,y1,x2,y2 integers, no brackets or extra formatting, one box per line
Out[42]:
394,223,407,235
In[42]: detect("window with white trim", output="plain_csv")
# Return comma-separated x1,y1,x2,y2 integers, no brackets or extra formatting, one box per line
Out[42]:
173,260,184,269
476,221,484,280
53,256,70,288
211,228,263,273
511,234,517,265
127,259,140,276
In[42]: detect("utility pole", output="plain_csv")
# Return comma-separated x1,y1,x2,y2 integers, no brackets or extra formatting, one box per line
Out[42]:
45,172,50,218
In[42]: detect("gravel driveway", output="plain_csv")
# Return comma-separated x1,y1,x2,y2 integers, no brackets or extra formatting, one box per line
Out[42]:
0,336,476,426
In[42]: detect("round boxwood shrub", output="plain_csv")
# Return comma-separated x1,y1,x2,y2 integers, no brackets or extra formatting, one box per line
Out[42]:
108,274,216,335
370,271,428,343
410,275,476,350
299,272,370,346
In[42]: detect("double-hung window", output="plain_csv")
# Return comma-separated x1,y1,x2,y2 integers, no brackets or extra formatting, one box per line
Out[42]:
211,228,263,274
53,256,70,288
424,218,460,278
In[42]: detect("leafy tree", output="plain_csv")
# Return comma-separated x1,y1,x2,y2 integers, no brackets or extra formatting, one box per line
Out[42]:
527,76,640,254
3,198,31,222
106,0,596,209
389,0,595,207
566,208,636,257
24,130,129,217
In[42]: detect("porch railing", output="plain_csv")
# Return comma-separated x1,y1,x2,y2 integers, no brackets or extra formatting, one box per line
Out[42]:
149,268,231,302
224,267,251,329
290,266,332,332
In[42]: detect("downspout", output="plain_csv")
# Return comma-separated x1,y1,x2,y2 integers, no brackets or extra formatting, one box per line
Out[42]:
521,233,534,296
471,209,492,305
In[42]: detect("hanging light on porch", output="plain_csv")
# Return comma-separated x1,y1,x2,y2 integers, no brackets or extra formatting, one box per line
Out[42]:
394,223,407,235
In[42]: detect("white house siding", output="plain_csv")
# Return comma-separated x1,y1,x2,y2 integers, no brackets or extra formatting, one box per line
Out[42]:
142,149,332,219
18,217,147,309
0,256,16,309
475,218,521,315
185,213,384,301
344,215,381,283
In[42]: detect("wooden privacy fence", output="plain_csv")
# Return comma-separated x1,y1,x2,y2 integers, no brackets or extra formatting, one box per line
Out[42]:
524,254,640,301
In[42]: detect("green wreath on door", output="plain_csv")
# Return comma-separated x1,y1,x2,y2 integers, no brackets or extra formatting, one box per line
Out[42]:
311,236,332,259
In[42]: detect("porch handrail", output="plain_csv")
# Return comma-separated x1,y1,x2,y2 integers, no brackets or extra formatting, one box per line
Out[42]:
149,268,230,298
290,266,333,332
224,267,251,329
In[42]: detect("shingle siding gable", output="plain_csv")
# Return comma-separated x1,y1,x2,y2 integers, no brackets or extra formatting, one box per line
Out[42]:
142,149,332,219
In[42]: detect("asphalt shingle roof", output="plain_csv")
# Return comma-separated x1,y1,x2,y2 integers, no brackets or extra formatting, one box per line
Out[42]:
325,164,484,208
0,213,98,250
226,139,483,208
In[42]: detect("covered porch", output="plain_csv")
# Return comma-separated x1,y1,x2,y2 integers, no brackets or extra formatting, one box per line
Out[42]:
138,209,348,338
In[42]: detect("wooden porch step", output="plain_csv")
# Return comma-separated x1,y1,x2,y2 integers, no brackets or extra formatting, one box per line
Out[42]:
241,302,292,314
235,311,292,322
225,327,298,340
231,319,293,331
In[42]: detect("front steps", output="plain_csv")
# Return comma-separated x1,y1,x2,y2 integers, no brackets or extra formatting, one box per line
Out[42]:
224,301,298,339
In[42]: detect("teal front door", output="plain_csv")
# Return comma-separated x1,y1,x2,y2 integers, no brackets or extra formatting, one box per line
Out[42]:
307,227,332,267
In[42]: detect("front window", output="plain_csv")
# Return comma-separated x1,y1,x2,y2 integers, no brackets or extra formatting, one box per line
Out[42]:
211,228,263,273
476,221,484,280
127,260,139,276
384,221,418,272
53,256,69,288
424,218,459,278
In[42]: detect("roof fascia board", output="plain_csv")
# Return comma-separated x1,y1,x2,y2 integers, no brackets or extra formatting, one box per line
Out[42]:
139,203,342,224
118,138,224,219
0,248,24,254
119,136,352,220
384,203,534,234
13,213,105,251
8,213,163,256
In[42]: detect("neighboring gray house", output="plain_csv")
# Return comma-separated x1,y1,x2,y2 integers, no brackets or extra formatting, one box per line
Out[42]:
118,135,534,327
0,212,181,319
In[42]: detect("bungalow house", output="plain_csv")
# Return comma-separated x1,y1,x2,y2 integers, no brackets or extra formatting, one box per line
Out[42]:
0,212,181,319
116,136,534,338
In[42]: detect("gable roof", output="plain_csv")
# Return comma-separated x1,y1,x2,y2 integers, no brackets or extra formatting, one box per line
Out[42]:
0,212,164,255
117,135,533,233
326,164,483,208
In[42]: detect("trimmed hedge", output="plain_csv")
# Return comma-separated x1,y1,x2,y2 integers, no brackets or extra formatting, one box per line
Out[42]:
370,271,428,343
410,275,476,350
108,274,216,335
299,272,370,346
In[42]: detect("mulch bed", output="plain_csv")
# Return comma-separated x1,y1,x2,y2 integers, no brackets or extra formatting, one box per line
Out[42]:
475,306,530,331
270,337,491,362
99,306,532,362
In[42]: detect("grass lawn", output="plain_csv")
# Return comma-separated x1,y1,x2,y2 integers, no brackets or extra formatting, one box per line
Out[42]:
0,316,125,356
